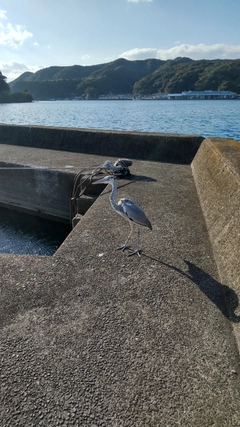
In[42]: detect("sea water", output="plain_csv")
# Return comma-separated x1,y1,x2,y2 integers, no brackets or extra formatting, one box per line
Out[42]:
0,206,71,256
0,99,239,141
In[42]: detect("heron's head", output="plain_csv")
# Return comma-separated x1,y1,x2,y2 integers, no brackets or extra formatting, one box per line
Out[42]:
93,175,115,185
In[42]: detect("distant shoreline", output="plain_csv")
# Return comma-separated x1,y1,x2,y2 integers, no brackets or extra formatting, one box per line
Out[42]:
40,97,240,102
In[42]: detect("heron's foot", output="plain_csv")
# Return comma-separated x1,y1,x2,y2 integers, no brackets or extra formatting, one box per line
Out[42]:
128,248,142,257
116,244,130,252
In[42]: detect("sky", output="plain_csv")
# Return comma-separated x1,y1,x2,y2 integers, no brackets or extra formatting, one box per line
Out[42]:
1,0,240,82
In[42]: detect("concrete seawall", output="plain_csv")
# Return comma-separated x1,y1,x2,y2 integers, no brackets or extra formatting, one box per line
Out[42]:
0,123,203,163
192,137,240,347
0,125,240,426
192,137,240,294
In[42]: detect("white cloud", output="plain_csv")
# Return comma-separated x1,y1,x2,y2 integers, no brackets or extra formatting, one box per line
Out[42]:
120,43,240,61
0,10,7,20
0,10,32,48
0,61,41,82
82,54,90,61
120,48,157,60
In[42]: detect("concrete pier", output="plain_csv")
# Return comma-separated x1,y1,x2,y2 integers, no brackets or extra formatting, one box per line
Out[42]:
0,123,203,162
192,137,240,353
0,125,239,426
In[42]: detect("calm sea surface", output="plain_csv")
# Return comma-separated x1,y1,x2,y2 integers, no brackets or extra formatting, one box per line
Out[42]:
0,99,239,141
0,99,239,255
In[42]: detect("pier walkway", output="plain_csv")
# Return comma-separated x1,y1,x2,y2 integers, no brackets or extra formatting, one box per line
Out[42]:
0,128,239,426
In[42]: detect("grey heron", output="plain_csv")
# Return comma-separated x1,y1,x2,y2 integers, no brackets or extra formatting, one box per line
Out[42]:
93,175,152,256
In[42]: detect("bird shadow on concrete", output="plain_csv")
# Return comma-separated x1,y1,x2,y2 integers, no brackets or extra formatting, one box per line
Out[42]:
142,254,240,323
116,175,157,188
183,260,240,323
125,174,157,183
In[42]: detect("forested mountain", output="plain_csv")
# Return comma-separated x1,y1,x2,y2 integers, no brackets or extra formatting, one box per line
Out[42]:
9,57,240,100
9,58,163,100
133,57,240,94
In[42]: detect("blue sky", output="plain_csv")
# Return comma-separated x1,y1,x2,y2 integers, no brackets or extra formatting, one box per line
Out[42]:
1,0,240,81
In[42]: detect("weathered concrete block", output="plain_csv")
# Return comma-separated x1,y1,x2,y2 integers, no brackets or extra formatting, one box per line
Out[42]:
0,123,203,164
191,138,240,319
0,165,73,223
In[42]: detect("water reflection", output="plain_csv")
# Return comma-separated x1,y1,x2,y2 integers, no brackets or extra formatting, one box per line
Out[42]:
0,206,71,256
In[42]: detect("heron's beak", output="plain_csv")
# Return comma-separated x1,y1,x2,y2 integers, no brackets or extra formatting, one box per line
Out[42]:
92,177,106,184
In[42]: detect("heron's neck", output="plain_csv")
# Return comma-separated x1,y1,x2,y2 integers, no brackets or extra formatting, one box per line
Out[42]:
109,180,118,210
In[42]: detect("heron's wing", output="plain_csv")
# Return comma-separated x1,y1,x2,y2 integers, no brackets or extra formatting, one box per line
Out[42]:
119,198,152,229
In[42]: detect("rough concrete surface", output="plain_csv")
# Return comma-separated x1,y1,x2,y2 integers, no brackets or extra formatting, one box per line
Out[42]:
192,138,240,293
192,137,240,359
0,145,240,426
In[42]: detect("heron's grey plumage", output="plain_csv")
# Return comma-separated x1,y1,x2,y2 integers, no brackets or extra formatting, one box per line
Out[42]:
93,175,152,256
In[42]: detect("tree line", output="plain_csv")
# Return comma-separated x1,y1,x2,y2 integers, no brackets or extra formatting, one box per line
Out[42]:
8,57,240,100
0,71,33,103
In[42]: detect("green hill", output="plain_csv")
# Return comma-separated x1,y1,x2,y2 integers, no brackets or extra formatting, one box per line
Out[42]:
9,57,240,100
0,71,33,103
133,58,240,94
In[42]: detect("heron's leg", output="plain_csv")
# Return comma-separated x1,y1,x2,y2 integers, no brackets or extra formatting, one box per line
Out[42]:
116,220,133,251
128,227,141,257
